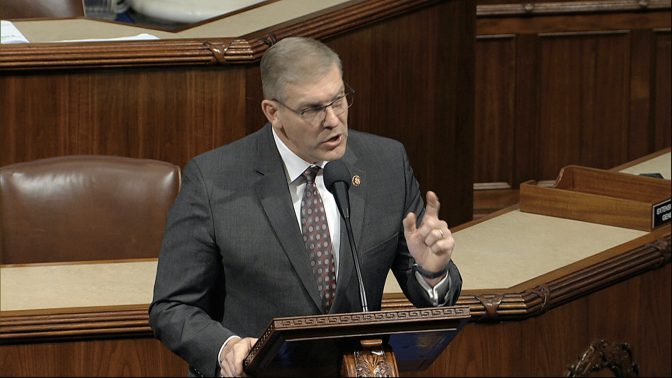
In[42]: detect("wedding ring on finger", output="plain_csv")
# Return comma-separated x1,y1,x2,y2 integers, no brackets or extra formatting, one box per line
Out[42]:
438,229,445,239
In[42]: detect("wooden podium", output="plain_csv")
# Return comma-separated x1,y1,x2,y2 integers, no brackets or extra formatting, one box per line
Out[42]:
243,306,470,377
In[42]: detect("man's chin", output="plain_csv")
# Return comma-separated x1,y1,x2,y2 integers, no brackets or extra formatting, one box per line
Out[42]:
324,143,347,161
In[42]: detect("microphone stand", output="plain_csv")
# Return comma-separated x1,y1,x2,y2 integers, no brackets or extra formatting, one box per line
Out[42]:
342,212,369,312
325,162,400,377
324,160,369,313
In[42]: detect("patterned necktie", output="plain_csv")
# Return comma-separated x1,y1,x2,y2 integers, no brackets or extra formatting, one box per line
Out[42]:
300,166,337,312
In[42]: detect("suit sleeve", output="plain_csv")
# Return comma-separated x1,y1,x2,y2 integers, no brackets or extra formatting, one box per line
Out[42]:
390,145,462,308
149,159,232,377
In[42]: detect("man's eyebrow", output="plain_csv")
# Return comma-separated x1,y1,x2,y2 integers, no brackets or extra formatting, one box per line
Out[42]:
298,87,346,110
299,101,325,110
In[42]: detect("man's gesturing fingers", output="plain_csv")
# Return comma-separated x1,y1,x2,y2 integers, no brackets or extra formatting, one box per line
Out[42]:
403,212,417,235
424,191,440,219
403,191,444,240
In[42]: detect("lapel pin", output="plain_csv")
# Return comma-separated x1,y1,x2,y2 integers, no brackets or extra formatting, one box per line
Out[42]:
352,175,361,187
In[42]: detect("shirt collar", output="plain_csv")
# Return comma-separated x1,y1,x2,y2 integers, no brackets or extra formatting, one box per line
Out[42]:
272,127,325,183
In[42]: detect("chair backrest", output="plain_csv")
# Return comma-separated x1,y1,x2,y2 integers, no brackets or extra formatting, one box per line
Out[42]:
0,155,181,264
0,0,85,20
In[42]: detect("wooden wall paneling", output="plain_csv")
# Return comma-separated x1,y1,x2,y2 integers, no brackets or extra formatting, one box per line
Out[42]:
326,0,475,226
634,262,672,376
436,0,475,226
474,3,671,218
536,34,584,180
536,31,631,180
528,295,589,375
654,29,671,151
585,265,671,377
474,35,516,186
243,64,266,136
0,337,187,376
0,66,249,168
0,72,65,162
580,31,630,170
436,321,521,376
628,29,655,160
513,34,541,186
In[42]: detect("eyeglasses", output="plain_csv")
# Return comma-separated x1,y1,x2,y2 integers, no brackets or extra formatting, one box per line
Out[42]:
273,85,355,126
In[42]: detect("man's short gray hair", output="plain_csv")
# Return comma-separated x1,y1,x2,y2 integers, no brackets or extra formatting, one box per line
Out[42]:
260,37,343,101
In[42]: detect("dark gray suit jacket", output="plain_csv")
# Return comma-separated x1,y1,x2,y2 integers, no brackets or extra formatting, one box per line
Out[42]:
149,124,462,376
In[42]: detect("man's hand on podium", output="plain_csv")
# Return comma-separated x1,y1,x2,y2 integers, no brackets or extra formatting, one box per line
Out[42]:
219,336,258,377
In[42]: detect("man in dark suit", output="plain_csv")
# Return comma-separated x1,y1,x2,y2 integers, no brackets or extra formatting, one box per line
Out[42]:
149,37,462,377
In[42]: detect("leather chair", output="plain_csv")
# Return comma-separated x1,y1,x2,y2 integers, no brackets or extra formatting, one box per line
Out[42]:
0,155,181,264
0,0,85,20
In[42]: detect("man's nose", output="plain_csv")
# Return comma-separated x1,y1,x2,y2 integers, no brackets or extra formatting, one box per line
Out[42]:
322,106,340,128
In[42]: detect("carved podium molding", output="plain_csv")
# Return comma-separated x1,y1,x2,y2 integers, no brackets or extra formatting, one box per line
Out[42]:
341,339,398,377
243,306,470,377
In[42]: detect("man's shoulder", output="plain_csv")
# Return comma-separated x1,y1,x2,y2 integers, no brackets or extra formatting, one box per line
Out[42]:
349,129,399,144
348,129,405,154
190,125,268,168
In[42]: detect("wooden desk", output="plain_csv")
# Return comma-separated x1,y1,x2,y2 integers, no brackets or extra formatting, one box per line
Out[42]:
8,0,349,42
386,149,671,376
0,259,184,376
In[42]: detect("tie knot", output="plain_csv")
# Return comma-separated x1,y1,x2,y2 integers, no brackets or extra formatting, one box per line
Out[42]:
302,166,320,184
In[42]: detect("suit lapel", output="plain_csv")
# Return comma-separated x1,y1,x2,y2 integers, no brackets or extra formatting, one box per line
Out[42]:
253,125,323,311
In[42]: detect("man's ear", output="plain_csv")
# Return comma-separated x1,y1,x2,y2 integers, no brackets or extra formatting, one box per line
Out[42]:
261,99,280,124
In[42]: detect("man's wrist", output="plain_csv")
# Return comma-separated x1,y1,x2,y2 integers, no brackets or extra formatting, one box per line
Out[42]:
413,263,448,279
219,335,241,363
414,269,451,306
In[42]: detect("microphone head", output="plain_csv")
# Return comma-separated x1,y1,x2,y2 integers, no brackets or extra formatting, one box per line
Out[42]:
323,160,351,193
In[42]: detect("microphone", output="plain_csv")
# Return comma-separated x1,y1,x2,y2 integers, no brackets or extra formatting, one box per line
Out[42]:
324,160,369,312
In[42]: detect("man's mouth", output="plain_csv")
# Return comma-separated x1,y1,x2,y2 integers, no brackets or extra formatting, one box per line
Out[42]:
322,134,343,147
